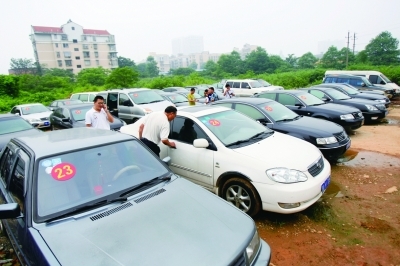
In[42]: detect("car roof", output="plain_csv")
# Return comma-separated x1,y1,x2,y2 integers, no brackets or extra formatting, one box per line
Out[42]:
303,87,332,91
176,105,231,118
56,103,93,109
216,98,273,104
14,128,133,158
13,103,45,107
52,99,82,102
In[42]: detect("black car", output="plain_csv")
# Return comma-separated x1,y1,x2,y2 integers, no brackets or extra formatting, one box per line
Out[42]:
48,99,84,111
49,103,125,131
331,83,385,96
253,90,364,132
212,98,351,160
0,114,42,151
313,83,390,107
301,87,388,122
157,92,199,106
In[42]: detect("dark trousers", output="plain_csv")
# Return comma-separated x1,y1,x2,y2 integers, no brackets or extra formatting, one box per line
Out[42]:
141,138,161,157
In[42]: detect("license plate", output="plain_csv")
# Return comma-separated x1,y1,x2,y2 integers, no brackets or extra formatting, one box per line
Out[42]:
44,122,49,126
321,176,330,193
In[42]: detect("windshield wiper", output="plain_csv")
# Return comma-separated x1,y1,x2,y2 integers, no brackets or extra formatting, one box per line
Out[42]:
275,118,295,122
226,131,273,147
119,174,172,198
147,100,164,104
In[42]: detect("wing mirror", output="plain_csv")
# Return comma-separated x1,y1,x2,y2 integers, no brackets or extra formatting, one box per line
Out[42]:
294,103,303,108
193,138,209,148
361,82,366,87
162,156,171,166
0,203,20,219
62,118,70,123
321,97,330,102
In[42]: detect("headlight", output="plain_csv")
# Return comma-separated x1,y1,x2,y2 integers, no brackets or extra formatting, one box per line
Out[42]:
143,108,153,114
266,168,308,183
340,114,354,120
28,118,41,123
374,99,386,103
316,136,338,144
246,231,261,264
365,104,378,111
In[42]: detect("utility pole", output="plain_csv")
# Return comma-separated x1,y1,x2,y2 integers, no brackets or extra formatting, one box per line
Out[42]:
352,33,356,55
346,31,350,68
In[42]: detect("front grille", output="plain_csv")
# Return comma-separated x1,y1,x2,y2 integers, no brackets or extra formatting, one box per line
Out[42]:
334,131,348,142
375,104,386,110
308,156,324,177
229,252,246,266
40,117,49,121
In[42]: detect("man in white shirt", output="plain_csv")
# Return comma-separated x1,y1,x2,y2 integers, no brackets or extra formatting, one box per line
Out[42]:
85,95,114,130
138,106,177,157
223,84,235,98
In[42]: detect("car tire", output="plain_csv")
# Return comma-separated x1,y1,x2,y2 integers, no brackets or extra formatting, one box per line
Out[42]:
221,177,261,217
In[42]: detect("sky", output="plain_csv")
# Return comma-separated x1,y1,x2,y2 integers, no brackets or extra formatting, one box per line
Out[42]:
1,0,400,74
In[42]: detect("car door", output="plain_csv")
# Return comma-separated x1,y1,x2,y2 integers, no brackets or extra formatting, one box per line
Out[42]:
167,116,215,189
118,93,134,123
51,108,63,129
61,108,73,129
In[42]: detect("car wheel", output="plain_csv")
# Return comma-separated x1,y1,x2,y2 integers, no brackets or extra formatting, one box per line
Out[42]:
221,177,261,217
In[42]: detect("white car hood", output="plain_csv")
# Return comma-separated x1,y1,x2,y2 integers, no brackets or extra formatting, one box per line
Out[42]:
22,111,52,120
232,132,322,172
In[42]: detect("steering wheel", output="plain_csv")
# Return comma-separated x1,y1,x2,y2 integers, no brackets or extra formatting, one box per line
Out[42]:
112,165,141,181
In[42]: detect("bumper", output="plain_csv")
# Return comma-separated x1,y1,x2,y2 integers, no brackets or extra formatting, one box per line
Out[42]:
363,110,387,121
320,139,351,161
253,158,331,214
31,120,51,128
339,118,364,131
253,240,272,266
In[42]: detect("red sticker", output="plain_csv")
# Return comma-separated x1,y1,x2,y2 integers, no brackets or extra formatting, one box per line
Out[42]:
25,107,30,110
300,95,307,99
208,119,220,126
65,101,71,105
51,163,76,181
264,106,273,111
75,110,81,114
133,94,138,97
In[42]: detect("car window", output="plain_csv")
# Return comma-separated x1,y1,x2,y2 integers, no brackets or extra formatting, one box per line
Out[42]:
9,153,28,213
168,94,187,103
0,147,14,184
129,91,164,105
170,117,207,144
226,82,233,88
257,101,297,122
119,93,131,106
62,109,70,119
70,94,79,100
0,117,33,135
296,92,324,105
232,82,241,89
257,93,276,100
235,104,265,120
214,103,233,109
337,78,350,83
79,94,89,102
309,90,325,99
324,89,351,100
241,82,249,89
53,108,63,118
71,107,91,121
50,101,57,107
349,78,363,86
277,94,299,106
89,94,96,102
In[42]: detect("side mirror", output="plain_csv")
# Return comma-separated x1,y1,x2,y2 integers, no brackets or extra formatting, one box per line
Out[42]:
62,118,70,123
15,112,21,116
361,82,366,87
246,86,250,89
0,203,20,219
123,101,133,107
162,156,171,166
321,97,330,102
193,138,209,148
294,103,303,108
380,81,385,85
257,119,268,125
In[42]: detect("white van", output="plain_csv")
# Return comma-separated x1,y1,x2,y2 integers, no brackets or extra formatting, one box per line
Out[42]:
223,79,279,97
325,70,400,94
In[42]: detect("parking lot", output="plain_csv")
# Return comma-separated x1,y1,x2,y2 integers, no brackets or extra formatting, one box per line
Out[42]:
256,104,400,265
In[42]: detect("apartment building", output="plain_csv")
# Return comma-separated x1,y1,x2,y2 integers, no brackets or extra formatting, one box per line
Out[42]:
149,52,171,74
30,20,118,74
172,36,204,56
233,44,258,59
168,51,221,71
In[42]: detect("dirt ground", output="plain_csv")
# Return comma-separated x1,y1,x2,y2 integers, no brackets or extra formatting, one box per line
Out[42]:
256,101,400,266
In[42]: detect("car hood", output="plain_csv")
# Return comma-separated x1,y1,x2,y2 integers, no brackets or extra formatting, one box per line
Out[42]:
39,178,255,266
275,116,343,137
352,93,386,100
0,128,42,152
139,100,174,112
338,98,382,106
233,132,321,171
21,111,53,120
310,103,360,114
75,117,124,129
359,90,384,95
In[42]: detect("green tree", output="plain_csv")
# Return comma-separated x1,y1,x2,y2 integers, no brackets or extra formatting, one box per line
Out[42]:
10,58,37,75
355,50,369,64
285,54,298,68
244,47,270,74
76,67,109,86
118,56,136,68
365,31,400,65
218,51,244,75
146,56,159,77
297,52,318,69
0,75,19,97
42,68,75,80
105,67,139,88
337,47,355,68
320,46,342,69
136,63,147,78
171,68,195,76
188,62,198,70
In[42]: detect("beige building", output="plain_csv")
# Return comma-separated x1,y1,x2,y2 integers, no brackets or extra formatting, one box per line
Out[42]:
30,20,118,74
234,44,258,59
168,51,221,71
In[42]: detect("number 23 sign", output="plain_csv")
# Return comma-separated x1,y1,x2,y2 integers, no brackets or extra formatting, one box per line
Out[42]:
51,163,76,181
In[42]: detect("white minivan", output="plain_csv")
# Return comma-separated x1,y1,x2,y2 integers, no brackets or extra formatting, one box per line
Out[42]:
325,70,400,94
223,79,281,97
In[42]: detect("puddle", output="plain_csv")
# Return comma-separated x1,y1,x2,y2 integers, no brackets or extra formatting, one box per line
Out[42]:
335,149,400,167
321,181,342,199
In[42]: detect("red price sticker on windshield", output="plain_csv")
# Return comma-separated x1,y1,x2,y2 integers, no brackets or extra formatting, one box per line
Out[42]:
75,110,81,114
65,101,71,105
51,163,76,181
264,106,273,111
300,95,307,99
133,94,138,97
208,119,220,126
25,107,30,110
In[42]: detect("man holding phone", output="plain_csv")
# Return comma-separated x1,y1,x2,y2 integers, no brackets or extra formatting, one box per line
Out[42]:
85,95,114,130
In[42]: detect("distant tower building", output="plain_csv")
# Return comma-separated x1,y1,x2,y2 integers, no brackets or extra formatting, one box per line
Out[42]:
30,20,118,74
172,36,204,55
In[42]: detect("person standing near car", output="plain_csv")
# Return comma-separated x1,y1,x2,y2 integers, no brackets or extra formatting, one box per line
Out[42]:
85,95,114,130
223,84,235,98
187,88,197,106
138,106,177,157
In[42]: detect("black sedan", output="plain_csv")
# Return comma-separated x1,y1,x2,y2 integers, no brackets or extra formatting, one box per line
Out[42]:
48,99,83,111
212,98,350,161
253,90,364,132
301,87,388,122
50,103,125,131
0,114,42,151
157,92,199,106
312,84,390,107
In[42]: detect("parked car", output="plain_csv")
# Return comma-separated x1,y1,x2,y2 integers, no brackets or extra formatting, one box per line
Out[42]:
223,79,274,96
96,88,172,124
157,92,199,106
0,114,42,151
121,106,331,217
0,128,270,265
49,103,125,131
9,103,53,129
252,79,284,90
212,98,350,161
312,83,390,107
302,87,388,122
338,83,385,96
70,92,99,102
253,90,364,132
48,99,84,111
323,74,395,98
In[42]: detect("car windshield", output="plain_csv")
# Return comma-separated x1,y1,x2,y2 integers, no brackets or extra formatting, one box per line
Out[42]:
297,92,325,106
0,117,33,135
35,140,169,222
198,110,273,146
71,106,92,121
257,79,271,87
60,100,83,106
380,74,392,83
257,101,298,122
249,81,263,88
168,94,188,103
21,105,49,115
129,91,165,104
340,86,359,95
361,77,373,86
325,89,351,100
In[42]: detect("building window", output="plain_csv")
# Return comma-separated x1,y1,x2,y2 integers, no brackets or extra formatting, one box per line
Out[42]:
77,65,81,68
94,52,99,58
74,48,79,51
93,44,97,50
61,35,68,41
85,60,91,66
55,43,58,48
82,36,87,41
53,34,58,40
83,51,90,58
96,60,99,66
63,43,69,48
73,39,77,43
75,56,80,60
56,52,60,58
58,60,62,67
65,60,72,67
72,27,75,30
83,44,89,50
93,36,96,41
63,51,71,58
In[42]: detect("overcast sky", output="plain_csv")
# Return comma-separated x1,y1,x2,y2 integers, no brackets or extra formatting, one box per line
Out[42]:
1,0,400,74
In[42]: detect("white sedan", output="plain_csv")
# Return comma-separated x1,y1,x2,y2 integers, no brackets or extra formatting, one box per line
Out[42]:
120,106,331,217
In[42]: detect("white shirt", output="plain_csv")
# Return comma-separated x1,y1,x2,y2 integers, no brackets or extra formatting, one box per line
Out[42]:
224,89,235,99
85,108,110,130
141,112,170,144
